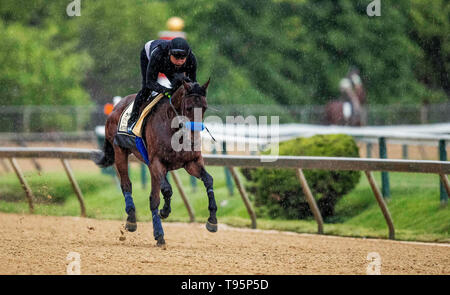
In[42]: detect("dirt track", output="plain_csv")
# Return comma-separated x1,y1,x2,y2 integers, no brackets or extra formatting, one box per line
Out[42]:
0,212,449,275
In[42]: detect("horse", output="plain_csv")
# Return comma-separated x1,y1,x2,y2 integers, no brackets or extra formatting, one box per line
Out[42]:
94,77,216,247
324,67,366,126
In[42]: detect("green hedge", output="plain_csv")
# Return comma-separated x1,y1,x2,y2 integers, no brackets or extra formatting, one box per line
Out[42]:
241,134,361,220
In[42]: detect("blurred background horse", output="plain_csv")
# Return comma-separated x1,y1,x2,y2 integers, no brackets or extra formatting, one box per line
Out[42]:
324,67,367,126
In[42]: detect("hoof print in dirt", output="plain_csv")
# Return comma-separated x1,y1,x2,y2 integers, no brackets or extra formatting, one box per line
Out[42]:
119,229,126,241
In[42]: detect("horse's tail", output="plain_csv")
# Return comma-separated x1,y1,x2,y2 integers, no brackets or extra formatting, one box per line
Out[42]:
93,138,115,168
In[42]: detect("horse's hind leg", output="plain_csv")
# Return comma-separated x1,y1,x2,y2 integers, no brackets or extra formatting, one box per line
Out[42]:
114,146,137,232
185,161,218,233
159,173,173,219
149,158,166,246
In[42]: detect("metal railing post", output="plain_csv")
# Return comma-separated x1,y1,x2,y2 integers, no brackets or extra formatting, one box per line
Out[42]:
402,145,408,160
365,171,395,239
439,140,448,206
228,166,257,229
170,170,195,222
190,175,197,192
366,142,372,158
61,159,86,217
140,163,147,189
379,137,390,199
223,142,234,196
296,169,324,234
9,158,34,213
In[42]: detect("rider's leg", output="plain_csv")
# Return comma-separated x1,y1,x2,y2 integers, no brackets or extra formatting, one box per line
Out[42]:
128,49,150,130
128,87,151,130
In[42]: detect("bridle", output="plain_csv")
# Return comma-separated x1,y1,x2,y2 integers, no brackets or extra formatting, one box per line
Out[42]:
168,91,216,141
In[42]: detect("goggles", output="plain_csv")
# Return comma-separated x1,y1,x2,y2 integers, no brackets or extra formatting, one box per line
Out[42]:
169,49,188,59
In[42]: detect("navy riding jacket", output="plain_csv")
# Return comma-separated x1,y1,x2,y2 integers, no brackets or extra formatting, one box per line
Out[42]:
143,39,197,93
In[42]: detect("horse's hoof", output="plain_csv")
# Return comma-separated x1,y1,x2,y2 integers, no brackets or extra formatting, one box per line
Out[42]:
156,236,166,248
206,221,218,233
125,209,137,232
125,221,137,232
159,209,170,219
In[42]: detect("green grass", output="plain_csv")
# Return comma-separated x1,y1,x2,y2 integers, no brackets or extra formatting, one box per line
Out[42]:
0,165,448,243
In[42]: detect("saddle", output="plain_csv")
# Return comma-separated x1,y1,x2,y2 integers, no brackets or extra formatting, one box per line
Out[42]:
114,93,165,150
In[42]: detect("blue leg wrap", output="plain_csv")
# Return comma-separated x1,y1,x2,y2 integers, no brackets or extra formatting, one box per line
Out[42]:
151,209,164,240
135,137,149,165
123,192,135,214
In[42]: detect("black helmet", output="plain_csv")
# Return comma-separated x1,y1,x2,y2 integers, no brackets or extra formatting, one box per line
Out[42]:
168,37,191,58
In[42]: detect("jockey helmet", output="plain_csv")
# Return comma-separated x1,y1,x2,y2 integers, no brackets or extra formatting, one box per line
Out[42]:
168,37,190,59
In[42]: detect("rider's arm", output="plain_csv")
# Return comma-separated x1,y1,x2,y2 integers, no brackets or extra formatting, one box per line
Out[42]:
145,49,171,94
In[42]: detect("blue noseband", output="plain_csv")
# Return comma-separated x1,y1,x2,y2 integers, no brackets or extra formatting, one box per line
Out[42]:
184,122,205,131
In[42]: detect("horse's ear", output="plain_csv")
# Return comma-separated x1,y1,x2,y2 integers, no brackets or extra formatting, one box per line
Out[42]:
171,85,184,107
202,77,211,90
183,80,191,92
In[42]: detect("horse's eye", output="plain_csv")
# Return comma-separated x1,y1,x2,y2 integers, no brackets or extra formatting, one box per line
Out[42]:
187,106,193,112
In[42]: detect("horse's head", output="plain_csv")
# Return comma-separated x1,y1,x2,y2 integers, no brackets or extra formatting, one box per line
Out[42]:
171,78,210,124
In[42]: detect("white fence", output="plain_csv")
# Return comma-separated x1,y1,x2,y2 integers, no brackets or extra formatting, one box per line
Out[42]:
1,102,449,132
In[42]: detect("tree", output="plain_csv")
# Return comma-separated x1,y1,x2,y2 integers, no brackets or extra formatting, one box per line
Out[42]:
0,0,448,108
409,0,450,100
172,0,446,105
0,21,92,106
73,0,170,104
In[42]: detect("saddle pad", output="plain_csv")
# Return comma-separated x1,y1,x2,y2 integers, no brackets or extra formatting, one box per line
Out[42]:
114,93,165,151
117,101,135,136
131,93,165,137
115,101,136,150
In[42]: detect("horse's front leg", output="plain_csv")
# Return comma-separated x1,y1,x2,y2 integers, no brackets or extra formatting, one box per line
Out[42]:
114,146,137,232
159,173,173,219
149,158,166,247
185,160,218,232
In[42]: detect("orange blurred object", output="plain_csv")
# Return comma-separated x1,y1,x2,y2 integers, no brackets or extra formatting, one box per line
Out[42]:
104,103,114,115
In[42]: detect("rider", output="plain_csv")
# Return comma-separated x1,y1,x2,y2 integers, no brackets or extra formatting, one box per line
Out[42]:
339,67,363,124
127,37,198,133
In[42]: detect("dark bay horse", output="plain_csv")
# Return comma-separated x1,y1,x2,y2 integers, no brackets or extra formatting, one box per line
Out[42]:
324,68,366,126
94,78,216,247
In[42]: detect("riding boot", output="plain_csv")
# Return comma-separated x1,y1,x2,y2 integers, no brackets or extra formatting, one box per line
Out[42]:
128,88,150,132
